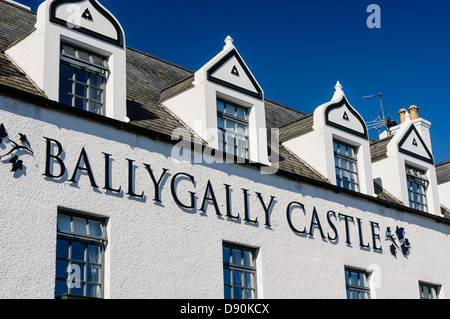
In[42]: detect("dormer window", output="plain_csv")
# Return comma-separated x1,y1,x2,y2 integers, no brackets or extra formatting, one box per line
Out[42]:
406,165,429,212
59,44,109,115
334,140,359,191
217,98,249,159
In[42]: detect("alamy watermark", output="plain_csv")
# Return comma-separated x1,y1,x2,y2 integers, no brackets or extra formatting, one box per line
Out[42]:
367,4,381,29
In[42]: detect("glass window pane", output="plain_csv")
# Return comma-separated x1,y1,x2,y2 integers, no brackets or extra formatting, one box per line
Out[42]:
56,239,70,259
223,247,230,263
224,286,232,299
55,279,68,297
226,104,236,116
57,215,72,232
217,100,225,113
223,268,230,286
70,282,85,296
89,221,103,238
59,92,73,106
75,69,89,84
60,78,73,94
90,102,103,115
77,50,90,63
87,264,101,283
86,284,100,298
75,83,88,97
236,107,246,120
226,120,235,132
90,75,103,88
244,272,253,288
56,259,69,278
71,242,85,261
89,88,102,103
217,117,225,129
243,251,252,267
231,249,242,265
233,271,243,286
233,287,243,299
244,289,253,299
73,217,88,235
75,98,87,110
87,245,100,263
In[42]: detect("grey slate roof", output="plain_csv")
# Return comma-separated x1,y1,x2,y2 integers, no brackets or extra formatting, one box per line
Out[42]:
436,160,450,185
0,0,447,213
370,136,392,163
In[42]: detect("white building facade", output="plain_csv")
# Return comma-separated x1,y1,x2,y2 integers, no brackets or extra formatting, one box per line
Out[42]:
0,0,449,300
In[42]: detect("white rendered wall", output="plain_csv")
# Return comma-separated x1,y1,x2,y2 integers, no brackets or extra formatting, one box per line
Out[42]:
1,96,450,299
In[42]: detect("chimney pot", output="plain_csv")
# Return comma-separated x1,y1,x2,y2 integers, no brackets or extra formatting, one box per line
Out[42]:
409,105,419,120
398,108,407,124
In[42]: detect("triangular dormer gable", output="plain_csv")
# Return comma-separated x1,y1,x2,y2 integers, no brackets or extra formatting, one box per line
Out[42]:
324,95,368,139
49,0,124,48
5,0,127,122
398,123,434,164
206,48,263,100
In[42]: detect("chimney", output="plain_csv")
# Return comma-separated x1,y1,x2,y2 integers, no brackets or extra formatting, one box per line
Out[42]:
409,105,419,120
398,108,407,124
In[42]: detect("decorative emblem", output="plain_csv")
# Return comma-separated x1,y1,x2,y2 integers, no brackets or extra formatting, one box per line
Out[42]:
412,138,418,146
386,226,411,257
0,123,33,173
82,8,94,22
342,111,349,121
231,65,240,77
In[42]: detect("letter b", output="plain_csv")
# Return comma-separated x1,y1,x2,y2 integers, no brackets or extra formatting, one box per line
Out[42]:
44,137,66,179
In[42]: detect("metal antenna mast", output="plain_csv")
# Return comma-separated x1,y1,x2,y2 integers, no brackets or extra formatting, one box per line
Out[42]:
363,93,391,138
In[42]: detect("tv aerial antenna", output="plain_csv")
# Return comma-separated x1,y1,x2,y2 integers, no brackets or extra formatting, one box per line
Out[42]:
363,93,393,139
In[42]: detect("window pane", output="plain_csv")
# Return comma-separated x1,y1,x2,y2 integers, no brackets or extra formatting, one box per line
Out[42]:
233,270,243,286
60,78,73,93
223,268,230,285
236,107,246,120
89,221,103,238
233,287,243,299
244,272,253,288
226,104,236,116
89,88,102,102
77,50,91,63
224,286,232,299
75,83,88,97
87,245,100,263
231,249,242,265
73,217,88,235
55,279,68,297
217,100,225,113
87,264,101,283
57,215,72,232
86,284,100,298
90,75,103,88
90,102,103,115
56,239,69,259
55,259,69,278
62,45,77,58
70,282,85,296
223,247,230,263
75,69,89,84
217,117,225,129
71,242,85,261
59,92,73,106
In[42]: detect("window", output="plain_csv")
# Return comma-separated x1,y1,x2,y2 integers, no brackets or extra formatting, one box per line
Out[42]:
217,99,249,159
334,140,359,191
406,166,428,212
419,282,439,299
345,267,370,299
59,44,109,115
55,212,107,299
222,243,256,299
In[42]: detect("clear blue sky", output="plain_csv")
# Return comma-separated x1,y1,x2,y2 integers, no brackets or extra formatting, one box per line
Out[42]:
19,0,450,164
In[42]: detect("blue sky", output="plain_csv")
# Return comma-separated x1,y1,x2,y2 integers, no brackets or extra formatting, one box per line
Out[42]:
19,0,450,164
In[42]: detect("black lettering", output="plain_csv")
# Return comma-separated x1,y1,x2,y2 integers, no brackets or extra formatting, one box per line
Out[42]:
44,137,66,178
338,213,354,244
255,192,276,227
371,221,382,251
224,184,239,219
126,159,144,198
309,207,326,239
171,172,196,209
199,180,221,215
357,218,370,248
143,164,169,202
286,201,306,234
327,210,338,241
242,188,257,223
68,147,98,188
103,153,121,193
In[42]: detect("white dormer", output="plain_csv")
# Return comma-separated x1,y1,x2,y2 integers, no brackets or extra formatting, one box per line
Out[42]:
5,0,128,122
371,107,441,215
162,36,269,165
282,82,375,196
